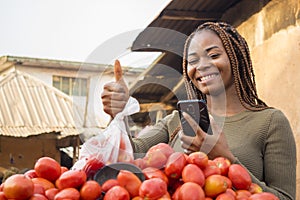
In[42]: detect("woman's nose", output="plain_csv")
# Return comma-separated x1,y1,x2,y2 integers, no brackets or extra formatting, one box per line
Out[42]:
196,57,211,71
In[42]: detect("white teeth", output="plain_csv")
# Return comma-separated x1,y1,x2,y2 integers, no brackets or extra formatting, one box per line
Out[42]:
201,74,216,81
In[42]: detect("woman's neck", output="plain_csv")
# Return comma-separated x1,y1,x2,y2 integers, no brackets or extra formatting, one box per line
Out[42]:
206,88,246,117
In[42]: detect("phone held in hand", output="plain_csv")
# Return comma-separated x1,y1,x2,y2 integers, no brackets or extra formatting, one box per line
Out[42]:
177,99,212,136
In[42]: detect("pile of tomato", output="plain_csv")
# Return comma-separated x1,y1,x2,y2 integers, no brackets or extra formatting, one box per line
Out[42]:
0,143,279,200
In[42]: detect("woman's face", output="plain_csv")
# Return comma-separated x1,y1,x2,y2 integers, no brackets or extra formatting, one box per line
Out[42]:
187,30,234,96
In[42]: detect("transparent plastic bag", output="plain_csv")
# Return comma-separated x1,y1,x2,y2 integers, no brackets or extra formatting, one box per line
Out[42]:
72,96,140,170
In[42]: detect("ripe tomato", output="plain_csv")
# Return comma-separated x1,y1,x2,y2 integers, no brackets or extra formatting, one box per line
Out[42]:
45,188,59,200
235,190,252,200
101,179,120,192
104,186,130,200
133,158,146,170
215,192,235,200
182,164,205,187
186,151,209,170
80,180,102,200
33,183,45,195
164,152,187,179
178,182,205,200
144,149,168,169
117,170,142,198
146,143,175,159
54,188,80,200
29,193,48,200
0,191,7,200
248,183,263,194
139,178,168,200
202,160,221,178
55,170,87,190
34,157,61,182
24,169,38,179
3,174,34,200
228,164,252,190
204,175,230,198
31,177,55,191
82,156,105,180
248,192,279,200
102,179,120,193
142,167,169,184
213,157,231,176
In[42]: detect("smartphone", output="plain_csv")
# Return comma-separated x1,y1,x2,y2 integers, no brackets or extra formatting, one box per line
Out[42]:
177,99,212,136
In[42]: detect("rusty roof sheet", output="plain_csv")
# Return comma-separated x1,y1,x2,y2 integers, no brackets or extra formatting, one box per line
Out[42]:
0,70,84,138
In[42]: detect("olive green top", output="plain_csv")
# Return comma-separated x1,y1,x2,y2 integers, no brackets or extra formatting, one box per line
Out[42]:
131,108,296,200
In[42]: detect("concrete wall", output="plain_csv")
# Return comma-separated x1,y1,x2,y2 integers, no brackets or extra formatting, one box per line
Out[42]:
0,134,59,170
223,0,300,199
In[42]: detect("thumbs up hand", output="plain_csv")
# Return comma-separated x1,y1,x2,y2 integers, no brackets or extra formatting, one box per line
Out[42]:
101,60,129,118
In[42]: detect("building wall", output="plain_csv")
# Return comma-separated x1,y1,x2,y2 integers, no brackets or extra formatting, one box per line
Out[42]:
223,0,300,199
0,134,60,170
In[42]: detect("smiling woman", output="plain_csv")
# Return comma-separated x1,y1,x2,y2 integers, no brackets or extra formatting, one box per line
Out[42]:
101,21,296,200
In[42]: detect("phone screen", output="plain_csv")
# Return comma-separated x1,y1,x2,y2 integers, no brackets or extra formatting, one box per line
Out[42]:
177,99,212,136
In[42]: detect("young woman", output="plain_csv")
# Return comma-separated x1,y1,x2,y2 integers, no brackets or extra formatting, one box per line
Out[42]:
101,22,296,199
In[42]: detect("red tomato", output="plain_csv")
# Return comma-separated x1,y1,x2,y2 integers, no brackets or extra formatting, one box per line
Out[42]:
213,157,231,176
104,186,130,200
102,179,120,193
164,152,187,179
236,190,252,200
31,177,55,191
0,192,7,200
82,156,105,180
34,157,61,182
144,149,168,169
80,180,102,200
24,169,38,179
202,160,221,178
55,170,87,190
29,194,48,200
117,170,142,198
45,188,59,200
60,166,69,174
178,182,205,200
146,143,175,159
248,192,279,200
139,178,168,200
33,183,45,195
54,188,80,200
142,167,169,184
215,192,235,200
248,183,263,194
133,158,147,170
204,175,230,198
182,164,205,187
186,151,209,170
228,164,252,190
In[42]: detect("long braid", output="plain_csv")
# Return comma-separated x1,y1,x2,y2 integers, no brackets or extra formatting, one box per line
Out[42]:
182,22,268,111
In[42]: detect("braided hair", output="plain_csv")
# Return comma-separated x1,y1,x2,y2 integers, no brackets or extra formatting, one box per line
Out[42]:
182,21,269,111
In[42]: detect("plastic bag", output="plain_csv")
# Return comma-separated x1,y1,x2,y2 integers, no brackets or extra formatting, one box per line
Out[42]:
72,96,140,170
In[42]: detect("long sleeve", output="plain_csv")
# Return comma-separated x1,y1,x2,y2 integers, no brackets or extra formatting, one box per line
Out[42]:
223,109,296,200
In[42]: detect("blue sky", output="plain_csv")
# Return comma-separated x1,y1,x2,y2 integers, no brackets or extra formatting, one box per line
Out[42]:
0,0,170,65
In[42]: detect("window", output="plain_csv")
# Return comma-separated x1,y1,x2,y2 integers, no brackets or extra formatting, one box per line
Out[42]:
53,76,87,96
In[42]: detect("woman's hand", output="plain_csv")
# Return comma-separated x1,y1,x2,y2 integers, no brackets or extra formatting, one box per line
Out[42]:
101,60,129,118
179,112,236,163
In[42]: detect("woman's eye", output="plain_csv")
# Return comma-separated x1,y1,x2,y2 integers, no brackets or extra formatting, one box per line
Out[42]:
209,53,219,59
188,59,199,65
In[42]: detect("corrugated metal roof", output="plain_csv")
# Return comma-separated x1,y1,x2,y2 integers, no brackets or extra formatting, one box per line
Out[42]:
0,70,84,138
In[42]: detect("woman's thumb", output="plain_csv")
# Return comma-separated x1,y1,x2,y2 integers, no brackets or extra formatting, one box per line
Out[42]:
114,59,123,81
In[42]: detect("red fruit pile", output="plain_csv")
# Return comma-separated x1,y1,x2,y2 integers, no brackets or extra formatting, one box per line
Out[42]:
0,143,280,200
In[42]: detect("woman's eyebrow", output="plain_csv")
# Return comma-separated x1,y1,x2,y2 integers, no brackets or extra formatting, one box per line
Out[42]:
187,52,197,57
206,45,219,52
